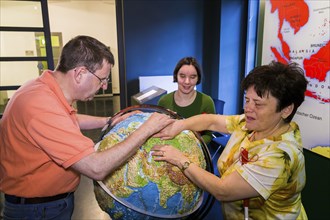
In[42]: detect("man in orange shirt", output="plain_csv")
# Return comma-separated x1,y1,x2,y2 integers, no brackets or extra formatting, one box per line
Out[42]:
0,35,173,219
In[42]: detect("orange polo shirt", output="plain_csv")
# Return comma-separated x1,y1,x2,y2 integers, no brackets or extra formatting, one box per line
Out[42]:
0,70,95,197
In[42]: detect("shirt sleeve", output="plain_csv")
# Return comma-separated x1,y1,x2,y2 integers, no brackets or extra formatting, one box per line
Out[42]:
27,111,95,168
225,114,246,134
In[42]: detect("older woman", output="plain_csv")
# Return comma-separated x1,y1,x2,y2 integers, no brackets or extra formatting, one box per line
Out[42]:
152,61,308,219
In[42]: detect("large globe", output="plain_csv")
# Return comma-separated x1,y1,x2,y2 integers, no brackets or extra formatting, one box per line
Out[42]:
94,106,213,220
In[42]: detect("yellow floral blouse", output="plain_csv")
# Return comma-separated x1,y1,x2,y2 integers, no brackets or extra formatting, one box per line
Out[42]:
218,114,307,220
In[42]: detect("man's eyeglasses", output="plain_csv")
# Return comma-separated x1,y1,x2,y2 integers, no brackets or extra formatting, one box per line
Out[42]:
87,69,110,86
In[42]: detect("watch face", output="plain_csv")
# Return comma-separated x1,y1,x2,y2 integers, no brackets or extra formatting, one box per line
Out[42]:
183,161,190,170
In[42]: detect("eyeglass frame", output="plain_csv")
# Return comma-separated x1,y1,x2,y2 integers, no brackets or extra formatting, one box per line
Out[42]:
86,68,111,86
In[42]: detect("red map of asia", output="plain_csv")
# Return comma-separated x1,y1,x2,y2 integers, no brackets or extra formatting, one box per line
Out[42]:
270,0,330,103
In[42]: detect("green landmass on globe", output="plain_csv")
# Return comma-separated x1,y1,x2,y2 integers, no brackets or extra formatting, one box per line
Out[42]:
93,112,207,219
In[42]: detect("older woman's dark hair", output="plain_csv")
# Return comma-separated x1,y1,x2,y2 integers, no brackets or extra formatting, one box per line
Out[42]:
55,35,114,73
241,61,308,123
173,57,202,85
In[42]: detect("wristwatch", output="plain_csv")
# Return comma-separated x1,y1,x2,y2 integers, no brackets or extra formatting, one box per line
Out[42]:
181,160,191,172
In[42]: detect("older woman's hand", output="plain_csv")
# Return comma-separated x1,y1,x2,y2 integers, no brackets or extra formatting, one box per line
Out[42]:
153,120,184,140
151,144,188,169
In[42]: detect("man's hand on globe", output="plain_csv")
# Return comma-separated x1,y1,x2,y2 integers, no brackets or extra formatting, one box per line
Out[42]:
141,112,175,136
110,110,141,126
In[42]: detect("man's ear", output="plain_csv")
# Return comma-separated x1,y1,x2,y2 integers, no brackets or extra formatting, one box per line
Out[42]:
73,67,84,84
281,103,294,120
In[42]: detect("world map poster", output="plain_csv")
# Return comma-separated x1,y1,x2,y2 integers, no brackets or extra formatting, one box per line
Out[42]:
260,0,329,158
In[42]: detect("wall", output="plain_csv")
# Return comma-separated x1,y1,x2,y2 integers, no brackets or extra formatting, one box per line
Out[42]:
120,0,204,107
218,0,248,114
